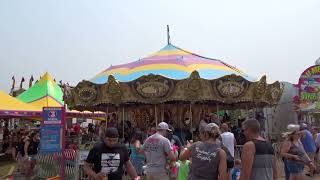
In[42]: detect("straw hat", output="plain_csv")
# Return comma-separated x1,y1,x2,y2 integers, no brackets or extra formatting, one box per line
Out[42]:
282,124,300,137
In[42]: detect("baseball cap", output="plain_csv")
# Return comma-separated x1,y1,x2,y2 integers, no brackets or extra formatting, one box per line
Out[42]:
157,122,172,132
105,127,119,138
282,124,300,137
299,123,307,130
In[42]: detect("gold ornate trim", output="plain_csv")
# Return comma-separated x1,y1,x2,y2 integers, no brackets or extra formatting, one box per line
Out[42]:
67,73,283,109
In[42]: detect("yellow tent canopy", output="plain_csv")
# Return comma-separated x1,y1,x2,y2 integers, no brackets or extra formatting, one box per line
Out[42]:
0,90,41,117
0,89,105,120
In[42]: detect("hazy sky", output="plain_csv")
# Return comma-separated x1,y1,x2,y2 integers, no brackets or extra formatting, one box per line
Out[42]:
1,0,319,92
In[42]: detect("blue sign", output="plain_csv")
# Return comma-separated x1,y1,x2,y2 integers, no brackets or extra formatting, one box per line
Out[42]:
43,107,63,125
40,125,62,153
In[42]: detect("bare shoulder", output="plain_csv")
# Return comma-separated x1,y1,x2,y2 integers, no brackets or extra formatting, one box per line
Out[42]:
243,141,255,147
219,148,227,157
243,141,255,151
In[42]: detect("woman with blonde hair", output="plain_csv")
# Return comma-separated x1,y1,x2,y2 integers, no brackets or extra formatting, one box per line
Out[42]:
179,123,227,180
281,124,315,180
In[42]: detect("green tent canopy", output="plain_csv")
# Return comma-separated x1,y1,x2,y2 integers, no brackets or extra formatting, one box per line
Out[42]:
17,72,64,107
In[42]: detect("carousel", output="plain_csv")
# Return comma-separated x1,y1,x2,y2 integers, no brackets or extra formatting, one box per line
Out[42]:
66,34,283,138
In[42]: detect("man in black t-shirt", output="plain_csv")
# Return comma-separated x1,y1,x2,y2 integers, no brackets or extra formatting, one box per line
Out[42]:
84,127,139,180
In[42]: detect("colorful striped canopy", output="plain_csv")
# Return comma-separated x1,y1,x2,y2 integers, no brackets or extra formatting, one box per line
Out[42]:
91,44,252,84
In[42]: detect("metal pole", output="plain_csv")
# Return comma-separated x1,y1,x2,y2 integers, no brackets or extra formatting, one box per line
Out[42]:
155,104,158,125
122,106,125,140
216,103,219,123
216,103,219,113
167,25,171,45
264,108,269,140
161,104,164,122
177,102,182,143
61,86,67,180
190,103,193,140
104,115,107,129
199,104,202,123
106,106,109,128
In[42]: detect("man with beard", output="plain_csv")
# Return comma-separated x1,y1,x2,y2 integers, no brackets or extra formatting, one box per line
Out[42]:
84,128,139,180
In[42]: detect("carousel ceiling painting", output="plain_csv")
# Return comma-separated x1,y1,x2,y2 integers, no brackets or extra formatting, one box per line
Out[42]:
66,43,283,110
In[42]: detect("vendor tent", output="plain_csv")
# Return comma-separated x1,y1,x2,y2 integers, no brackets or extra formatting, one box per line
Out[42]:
17,72,105,119
17,72,63,107
0,90,40,117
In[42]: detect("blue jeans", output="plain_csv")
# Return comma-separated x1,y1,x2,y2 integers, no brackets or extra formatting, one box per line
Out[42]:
283,158,290,180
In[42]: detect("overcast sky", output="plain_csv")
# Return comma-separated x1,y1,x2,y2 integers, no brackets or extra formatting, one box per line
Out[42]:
1,0,319,92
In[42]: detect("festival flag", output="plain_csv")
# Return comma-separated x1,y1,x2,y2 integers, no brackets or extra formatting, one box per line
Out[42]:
29,75,34,88
20,77,25,89
11,76,15,90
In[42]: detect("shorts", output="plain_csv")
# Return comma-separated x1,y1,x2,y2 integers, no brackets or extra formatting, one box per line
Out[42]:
132,158,144,175
287,160,304,174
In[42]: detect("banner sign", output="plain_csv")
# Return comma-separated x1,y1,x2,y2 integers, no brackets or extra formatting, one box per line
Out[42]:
43,107,64,125
294,65,320,112
40,125,62,153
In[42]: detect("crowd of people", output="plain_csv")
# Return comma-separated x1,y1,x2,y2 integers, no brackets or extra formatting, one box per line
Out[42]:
2,117,320,180
82,118,280,180
0,122,40,177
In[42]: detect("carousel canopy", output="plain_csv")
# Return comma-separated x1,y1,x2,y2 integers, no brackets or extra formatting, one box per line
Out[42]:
91,44,253,84
67,43,283,110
